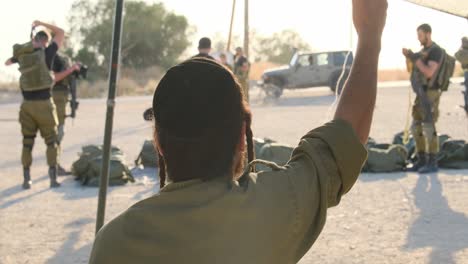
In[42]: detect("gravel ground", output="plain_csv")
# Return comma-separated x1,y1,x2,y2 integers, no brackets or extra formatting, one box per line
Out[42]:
0,82,467,264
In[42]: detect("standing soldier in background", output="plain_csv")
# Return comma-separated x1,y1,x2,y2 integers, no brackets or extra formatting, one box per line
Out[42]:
219,53,233,71
234,47,250,102
193,37,215,60
4,20,66,189
455,37,468,112
52,54,81,175
403,24,446,173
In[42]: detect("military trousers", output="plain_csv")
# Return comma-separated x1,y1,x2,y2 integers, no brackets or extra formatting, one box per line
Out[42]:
411,89,441,154
52,90,68,143
19,98,59,168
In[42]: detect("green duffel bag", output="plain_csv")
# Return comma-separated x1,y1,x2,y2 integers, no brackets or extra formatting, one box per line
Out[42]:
437,140,468,169
254,142,293,171
135,140,159,168
258,143,294,166
72,145,135,187
393,132,450,161
253,137,276,158
363,144,408,173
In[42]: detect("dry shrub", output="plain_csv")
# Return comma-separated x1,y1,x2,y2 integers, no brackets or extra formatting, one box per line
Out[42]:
76,66,163,98
378,63,464,82
77,80,108,98
120,66,163,87
0,81,18,92
378,69,410,82
250,62,281,80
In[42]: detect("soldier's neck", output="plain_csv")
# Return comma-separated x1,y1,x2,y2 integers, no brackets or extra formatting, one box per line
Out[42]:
424,40,434,49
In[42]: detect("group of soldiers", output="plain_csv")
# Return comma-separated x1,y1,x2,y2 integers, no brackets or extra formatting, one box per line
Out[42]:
195,26,467,175
4,21,82,189
403,24,466,173
193,37,250,102
4,19,467,190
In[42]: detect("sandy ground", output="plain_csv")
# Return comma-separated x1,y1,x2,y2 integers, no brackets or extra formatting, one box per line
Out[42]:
0,83,467,264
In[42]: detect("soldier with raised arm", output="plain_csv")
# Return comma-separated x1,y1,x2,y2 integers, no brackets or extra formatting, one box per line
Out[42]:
5,20,67,189
90,0,388,263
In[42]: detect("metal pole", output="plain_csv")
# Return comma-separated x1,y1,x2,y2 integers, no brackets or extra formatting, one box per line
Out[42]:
95,0,125,234
227,0,236,52
244,0,249,58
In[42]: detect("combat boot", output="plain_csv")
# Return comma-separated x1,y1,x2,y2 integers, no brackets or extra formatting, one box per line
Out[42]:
49,166,61,188
407,152,427,172
418,154,439,174
23,168,32,189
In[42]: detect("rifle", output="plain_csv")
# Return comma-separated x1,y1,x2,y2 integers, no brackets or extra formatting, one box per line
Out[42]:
410,66,433,123
67,63,87,119
68,75,79,119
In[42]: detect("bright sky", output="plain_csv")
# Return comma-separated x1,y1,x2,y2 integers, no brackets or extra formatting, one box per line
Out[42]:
0,0,466,81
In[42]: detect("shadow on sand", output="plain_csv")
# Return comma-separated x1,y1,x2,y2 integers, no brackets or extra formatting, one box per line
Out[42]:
251,91,336,108
0,175,49,209
45,218,94,264
404,173,468,264
359,172,408,182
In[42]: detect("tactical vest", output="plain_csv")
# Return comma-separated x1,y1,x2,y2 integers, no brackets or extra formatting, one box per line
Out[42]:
455,48,468,70
13,42,54,92
53,55,72,91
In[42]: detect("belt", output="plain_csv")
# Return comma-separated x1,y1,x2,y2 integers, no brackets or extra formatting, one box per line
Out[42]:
22,89,51,100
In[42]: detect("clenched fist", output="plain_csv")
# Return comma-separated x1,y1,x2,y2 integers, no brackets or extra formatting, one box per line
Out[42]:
353,0,388,39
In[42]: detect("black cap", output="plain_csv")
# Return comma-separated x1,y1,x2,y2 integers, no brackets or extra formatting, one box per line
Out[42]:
198,37,212,49
153,58,241,138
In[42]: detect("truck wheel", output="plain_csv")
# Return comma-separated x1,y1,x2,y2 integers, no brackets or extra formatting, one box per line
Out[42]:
264,83,283,99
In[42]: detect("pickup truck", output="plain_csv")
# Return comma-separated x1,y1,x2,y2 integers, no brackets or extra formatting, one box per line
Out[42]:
261,50,353,98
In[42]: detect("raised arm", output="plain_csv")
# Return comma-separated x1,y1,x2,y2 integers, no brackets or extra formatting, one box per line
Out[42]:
334,0,387,144
54,64,80,83
32,20,65,48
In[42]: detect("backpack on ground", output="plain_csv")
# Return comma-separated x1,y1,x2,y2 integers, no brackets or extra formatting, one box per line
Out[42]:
253,138,293,171
437,140,468,169
135,140,159,168
72,145,135,187
362,144,408,173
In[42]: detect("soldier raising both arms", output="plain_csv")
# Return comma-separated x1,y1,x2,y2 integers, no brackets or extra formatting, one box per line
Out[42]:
5,20,66,189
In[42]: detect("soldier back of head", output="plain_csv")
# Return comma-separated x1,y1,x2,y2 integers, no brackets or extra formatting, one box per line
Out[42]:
153,58,253,187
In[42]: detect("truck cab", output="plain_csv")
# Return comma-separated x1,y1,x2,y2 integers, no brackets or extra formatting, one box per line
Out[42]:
261,50,353,98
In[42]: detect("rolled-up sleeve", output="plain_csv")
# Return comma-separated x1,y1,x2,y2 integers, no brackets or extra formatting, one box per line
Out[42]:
289,119,367,207
281,119,367,261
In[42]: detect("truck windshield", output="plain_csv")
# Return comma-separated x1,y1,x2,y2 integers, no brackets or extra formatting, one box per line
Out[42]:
289,52,299,67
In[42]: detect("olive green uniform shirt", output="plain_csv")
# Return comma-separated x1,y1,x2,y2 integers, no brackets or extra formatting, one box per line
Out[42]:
89,119,367,264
